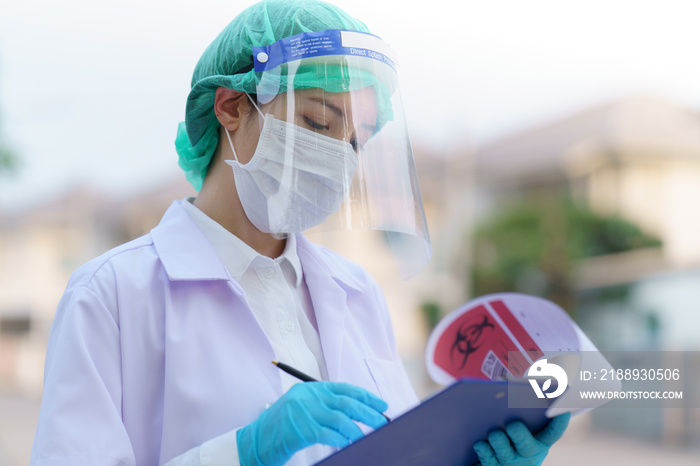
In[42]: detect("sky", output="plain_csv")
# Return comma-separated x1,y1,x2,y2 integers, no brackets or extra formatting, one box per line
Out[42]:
0,0,698,211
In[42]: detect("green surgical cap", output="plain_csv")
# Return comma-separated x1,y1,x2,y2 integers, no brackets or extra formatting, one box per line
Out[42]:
176,0,370,191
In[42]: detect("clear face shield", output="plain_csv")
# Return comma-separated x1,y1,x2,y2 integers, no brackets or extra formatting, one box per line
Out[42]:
232,29,431,279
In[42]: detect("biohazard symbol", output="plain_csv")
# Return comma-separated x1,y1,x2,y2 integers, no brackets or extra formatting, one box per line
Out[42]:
451,315,495,369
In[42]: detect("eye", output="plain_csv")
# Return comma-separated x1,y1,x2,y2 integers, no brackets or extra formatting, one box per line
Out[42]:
303,116,329,131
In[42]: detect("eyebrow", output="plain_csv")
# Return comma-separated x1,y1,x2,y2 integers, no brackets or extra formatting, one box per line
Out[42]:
307,96,378,133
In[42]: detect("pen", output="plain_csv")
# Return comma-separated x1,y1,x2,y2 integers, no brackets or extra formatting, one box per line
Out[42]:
272,360,317,382
272,360,392,422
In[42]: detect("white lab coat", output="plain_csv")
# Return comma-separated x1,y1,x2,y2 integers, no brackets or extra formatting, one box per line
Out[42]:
31,201,418,465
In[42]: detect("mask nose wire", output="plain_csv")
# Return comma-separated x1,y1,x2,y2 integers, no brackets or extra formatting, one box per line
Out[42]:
223,92,265,163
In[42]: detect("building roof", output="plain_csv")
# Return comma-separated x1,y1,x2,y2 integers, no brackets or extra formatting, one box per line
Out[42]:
475,94,700,186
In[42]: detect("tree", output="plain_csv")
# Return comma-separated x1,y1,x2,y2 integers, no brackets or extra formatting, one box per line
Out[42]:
0,145,16,173
0,83,17,174
471,195,662,315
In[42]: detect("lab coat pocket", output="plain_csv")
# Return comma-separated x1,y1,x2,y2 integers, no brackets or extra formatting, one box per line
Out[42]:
364,357,418,420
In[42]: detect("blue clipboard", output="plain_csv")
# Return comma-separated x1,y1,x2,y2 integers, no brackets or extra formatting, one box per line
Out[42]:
315,378,555,466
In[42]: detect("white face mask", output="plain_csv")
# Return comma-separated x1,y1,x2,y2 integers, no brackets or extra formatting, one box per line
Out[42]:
224,110,359,234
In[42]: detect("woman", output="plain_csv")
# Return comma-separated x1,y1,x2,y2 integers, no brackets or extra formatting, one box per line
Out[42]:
31,1,567,465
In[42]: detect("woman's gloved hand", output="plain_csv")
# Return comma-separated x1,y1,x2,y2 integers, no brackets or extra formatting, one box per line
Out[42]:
473,412,570,466
237,381,388,466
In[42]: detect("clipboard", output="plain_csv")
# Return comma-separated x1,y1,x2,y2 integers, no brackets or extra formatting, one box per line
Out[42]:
315,379,555,466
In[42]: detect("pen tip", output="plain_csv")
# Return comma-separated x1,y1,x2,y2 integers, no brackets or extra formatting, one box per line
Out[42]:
272,360,279,366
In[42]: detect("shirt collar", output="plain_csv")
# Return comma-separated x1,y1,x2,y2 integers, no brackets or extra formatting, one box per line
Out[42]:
276,233,303,287
181,197,302,286
152,200,352,292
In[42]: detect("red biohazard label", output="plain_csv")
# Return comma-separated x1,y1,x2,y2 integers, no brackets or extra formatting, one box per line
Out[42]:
432,304,529,379
489,300,544,361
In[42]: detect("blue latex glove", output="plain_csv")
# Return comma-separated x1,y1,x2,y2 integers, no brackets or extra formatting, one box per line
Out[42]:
237,381,388,466
473,413,570,466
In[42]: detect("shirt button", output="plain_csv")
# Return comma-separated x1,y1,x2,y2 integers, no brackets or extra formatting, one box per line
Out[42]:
263,268,275,279
285,321,295,332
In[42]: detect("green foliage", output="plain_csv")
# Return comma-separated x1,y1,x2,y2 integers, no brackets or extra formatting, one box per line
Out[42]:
0,147,17,173
0,89,17,174
0,109,16,174
472,196,661,313
421,301,443,331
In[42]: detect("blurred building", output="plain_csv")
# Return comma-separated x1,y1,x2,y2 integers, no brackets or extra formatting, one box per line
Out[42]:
0,187,115,393
475,93,700,446
0,179,196,394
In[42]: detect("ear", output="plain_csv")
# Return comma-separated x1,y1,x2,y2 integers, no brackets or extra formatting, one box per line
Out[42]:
214,88,251,131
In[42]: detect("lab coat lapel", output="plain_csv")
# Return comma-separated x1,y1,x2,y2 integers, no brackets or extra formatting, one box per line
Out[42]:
151,201,229,281
153,201,282,394
296,235,362,382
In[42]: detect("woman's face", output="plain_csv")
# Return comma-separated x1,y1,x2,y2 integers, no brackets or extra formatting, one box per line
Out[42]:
259,87,379,153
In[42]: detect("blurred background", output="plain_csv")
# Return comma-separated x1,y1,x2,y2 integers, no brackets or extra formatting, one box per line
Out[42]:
1,0,699,464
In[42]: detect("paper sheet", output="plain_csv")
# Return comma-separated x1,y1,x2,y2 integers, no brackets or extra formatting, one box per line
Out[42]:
425,292,620,416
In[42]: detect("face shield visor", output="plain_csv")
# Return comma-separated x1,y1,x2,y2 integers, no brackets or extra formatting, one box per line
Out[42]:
238,29,431,279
